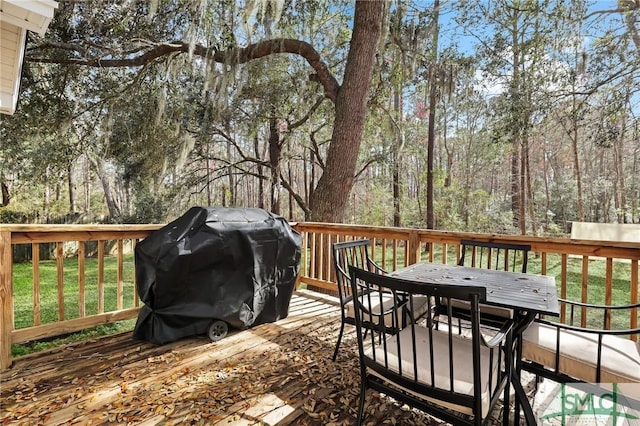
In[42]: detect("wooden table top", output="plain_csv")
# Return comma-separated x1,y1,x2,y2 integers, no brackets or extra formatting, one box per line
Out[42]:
390,262,559,317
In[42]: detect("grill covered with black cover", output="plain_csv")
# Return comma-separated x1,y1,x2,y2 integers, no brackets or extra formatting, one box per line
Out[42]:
133,207,301,344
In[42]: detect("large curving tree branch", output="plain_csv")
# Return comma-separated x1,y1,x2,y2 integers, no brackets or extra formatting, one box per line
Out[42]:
26,38,341,102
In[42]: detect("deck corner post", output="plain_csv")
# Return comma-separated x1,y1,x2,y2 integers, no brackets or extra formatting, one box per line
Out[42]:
408,231,421,266
0,230,14,370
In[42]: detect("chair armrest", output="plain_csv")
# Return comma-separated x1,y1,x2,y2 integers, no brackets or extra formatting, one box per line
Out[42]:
553,298,640,331
480,319,514,348
367,258,387,275
354,289,407,318
535,316,640,337
558,298,640,310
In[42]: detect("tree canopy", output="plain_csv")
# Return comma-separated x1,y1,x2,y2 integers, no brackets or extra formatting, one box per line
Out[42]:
1,0,639,232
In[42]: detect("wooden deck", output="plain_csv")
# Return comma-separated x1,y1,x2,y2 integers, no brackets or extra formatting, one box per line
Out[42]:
1,291,528,425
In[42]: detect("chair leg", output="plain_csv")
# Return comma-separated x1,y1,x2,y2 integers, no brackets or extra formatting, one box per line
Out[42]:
332,321,345,362
503,376,511,425
502,342,512,425
512,337,523,425
535,373,543,389
356,385,367,425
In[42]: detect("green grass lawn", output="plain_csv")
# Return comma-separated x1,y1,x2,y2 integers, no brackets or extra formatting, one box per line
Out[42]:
11,253,138,356
11,319,137,357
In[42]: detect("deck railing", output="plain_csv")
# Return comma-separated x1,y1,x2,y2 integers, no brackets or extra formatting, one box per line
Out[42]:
1,222,638,370
0,224,161,369
293,222,639,338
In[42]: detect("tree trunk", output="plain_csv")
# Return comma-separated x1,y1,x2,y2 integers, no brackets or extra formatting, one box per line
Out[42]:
226,138,235,206
525,139,537,236
520,138,526,234
206,144,212,206
88,155,120,218
510,15,522,231
511,141,521,229
571,120,584,221
304,147,310,212
0,180,9,207
309,0,384,222
542,141,551,232
269,114,281,215
392,91,402,227
255,134,265,209
84,158,90,213
43,168,50,222
67,163,75,213
614,119,626,222
288,165,294,219
307,146,315,221
426,0,440,230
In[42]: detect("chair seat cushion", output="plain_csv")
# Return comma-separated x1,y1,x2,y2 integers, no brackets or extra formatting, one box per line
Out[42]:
522,322,640,384
346,294,431,327
366,326,500,417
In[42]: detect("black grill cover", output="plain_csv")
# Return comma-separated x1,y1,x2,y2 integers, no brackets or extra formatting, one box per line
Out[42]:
133,207,302,344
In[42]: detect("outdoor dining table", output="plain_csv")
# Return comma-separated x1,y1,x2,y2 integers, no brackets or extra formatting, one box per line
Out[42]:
389,261,559,426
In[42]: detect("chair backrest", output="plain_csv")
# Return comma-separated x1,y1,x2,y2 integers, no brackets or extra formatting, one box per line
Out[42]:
349,265,511,423
458,240,531,273
332,239,380,303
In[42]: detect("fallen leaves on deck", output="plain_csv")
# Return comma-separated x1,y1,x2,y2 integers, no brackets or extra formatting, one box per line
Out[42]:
1,294,504,425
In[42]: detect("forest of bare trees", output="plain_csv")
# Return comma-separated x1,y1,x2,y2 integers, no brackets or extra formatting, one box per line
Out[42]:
1,0,639,236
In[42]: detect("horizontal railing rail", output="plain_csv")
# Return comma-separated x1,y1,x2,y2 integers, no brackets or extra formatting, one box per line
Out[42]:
1,222,638,370
0,224,162,370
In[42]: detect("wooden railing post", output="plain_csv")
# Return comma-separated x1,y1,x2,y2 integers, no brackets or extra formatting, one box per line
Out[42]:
0,231,13,370
407,231,421,266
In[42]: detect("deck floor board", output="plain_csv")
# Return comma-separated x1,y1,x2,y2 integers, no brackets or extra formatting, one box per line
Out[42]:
1,290,527,425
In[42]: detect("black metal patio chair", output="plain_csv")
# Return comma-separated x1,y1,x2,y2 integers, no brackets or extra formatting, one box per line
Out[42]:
522,299,640,390
331,239,428,361
438,240,532,330
349,265,514,426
